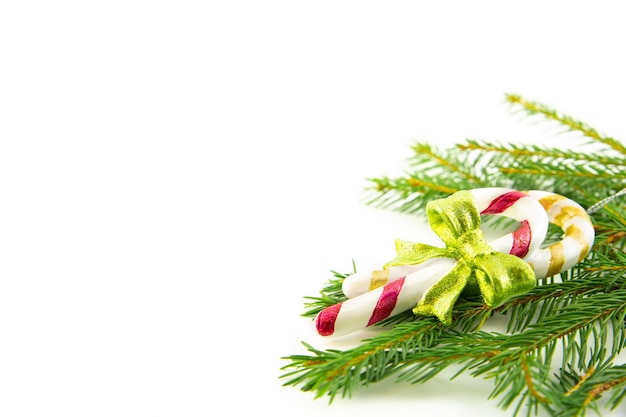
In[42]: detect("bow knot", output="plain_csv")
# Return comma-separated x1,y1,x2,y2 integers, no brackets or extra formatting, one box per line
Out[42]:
384,190,536,325
455,229,491,261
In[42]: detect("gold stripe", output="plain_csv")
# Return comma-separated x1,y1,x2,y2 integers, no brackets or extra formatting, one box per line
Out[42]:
554,206,590,228
368,269,390,291
539,194,566,211
547,243,565,277
565,225,591,262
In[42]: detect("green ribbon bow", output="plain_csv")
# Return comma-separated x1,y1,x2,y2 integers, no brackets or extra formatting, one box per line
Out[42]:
384,190,536,325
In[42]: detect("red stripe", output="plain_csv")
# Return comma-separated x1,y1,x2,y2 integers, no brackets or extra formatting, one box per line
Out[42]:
367,277,405,326
481,191,527,215
315,303,342,336
510,219,532,258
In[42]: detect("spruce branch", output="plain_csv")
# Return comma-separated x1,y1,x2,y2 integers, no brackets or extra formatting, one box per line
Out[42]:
458,139,626,168
547,362,626,417
365,100,626,215
282,94,626,416
283,270,626,414
505,93,626,156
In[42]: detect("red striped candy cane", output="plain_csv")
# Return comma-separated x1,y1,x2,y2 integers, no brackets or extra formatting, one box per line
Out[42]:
316,189,595,337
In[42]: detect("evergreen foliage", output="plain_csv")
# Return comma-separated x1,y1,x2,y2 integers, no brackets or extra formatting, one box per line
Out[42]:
281,94,626,416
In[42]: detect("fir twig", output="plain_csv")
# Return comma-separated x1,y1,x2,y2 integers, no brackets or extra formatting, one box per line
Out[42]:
505,93,626,156
281,94,626,416
458,140,626,168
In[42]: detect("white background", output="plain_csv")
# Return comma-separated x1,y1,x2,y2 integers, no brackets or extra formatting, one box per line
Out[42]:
1,1,626,416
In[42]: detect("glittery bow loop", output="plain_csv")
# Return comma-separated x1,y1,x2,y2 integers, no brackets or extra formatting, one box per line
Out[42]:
384,190,537,325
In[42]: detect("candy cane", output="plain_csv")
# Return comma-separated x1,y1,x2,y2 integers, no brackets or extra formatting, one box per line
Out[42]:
342,188,549,299
316,189,595,337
